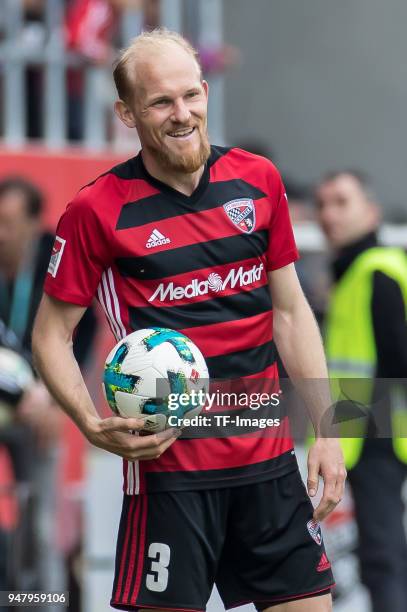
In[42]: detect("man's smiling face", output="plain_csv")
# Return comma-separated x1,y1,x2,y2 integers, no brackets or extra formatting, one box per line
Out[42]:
129,42,210,174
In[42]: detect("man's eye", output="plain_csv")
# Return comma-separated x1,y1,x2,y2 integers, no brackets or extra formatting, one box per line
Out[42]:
186,92,198,98
153,99,170,106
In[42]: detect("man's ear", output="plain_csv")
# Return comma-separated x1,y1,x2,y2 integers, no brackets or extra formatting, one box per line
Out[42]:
202,79,209,99
114,100,137,128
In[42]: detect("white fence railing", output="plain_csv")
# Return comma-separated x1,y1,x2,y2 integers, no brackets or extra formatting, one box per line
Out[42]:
0,0,225,150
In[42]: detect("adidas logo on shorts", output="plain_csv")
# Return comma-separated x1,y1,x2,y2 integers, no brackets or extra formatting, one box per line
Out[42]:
317,552,331,572
146,229,171,249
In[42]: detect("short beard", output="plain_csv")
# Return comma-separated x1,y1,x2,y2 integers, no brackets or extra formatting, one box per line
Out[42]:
149,129,211,174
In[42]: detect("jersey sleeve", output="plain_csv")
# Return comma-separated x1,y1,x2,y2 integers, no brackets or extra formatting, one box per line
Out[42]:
266,171,299,271
44,196,112,306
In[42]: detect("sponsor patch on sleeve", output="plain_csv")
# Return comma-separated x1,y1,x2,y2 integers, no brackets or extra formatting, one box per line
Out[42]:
48,236,66,278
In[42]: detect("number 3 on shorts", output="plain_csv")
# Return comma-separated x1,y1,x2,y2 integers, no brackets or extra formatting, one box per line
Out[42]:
146,543,171,592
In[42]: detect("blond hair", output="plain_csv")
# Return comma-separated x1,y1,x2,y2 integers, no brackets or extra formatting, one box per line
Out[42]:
113,28,202,104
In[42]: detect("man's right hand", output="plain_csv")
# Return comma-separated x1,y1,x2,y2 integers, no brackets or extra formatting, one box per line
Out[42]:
32,296,180,462
85,415,180,461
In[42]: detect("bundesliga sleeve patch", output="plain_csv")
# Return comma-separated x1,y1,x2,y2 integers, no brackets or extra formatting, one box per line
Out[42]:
48,236,66,278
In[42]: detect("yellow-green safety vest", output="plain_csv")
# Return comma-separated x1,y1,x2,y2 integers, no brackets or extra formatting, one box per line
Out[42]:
325,247,407,469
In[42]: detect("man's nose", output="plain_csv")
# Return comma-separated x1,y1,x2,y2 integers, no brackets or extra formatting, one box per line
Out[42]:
170,99,191,124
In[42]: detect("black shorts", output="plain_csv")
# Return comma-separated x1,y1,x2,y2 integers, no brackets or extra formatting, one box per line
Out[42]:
111,469,334,611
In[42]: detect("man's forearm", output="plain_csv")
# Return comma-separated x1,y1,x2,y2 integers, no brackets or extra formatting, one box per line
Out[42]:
32,295,179,461
273,293,332,436
32,330,99,437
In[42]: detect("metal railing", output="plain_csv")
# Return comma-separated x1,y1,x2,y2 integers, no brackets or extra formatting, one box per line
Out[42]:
0,0,225,151
1,0,69,148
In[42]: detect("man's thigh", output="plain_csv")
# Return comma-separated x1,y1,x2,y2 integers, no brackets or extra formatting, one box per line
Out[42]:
264,592,332,611
216,470,334,609
136,594,333,612
110,490,228,611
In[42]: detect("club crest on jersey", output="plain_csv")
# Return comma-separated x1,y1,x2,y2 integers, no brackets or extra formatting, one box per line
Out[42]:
223,199,256,234
307,519,322,546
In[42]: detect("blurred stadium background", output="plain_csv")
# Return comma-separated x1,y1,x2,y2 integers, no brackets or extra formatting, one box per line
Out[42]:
0,1,406,611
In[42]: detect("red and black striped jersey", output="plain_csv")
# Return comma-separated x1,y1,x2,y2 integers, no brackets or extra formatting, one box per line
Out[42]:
44,146,300,493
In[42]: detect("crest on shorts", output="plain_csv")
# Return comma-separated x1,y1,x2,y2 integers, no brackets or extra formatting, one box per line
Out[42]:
307,519,322,545
223,199,256,234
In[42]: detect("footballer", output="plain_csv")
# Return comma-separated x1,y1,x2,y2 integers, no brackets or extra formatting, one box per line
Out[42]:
33,29,345,612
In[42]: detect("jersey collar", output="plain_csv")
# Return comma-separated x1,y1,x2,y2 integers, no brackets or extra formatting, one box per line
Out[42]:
135,151,210,206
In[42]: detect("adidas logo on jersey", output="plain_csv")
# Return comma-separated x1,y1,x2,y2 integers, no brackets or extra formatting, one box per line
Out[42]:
146,229,171,249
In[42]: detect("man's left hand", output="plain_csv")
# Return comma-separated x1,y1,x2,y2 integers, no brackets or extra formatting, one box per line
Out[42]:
307,438,347,521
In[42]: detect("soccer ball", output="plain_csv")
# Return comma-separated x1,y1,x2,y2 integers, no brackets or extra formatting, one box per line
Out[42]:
103,328,209,432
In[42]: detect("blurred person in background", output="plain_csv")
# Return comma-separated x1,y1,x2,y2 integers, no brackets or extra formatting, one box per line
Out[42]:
141,0,239,73
1,0,238,143
284,178,329,324
0,320,34,602
315,170,407,612
66,0,120,140
0,177,97,596
0,177,97,363
66,0,238,140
